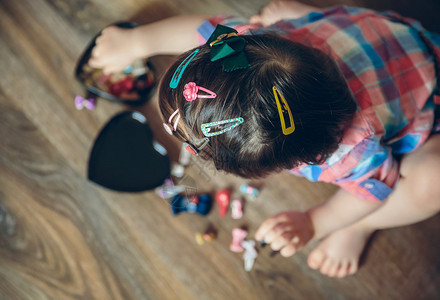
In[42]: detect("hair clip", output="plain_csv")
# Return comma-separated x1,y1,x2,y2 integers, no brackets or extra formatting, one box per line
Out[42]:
163,109,180,135
209,32,238,47
273,86,295,135
183,82,217,102
170,49,199,89
201,117,244,137
185,137,210,156
206,25,249,72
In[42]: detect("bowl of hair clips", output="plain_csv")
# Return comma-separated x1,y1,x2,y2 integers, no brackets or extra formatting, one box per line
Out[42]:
74,22,156,109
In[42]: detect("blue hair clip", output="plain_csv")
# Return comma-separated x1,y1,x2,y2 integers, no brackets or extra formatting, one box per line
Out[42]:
201,117,244,137
169,49,200,89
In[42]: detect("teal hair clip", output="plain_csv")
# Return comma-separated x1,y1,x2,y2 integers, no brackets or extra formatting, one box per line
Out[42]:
201,117,244,137
170,49,199,89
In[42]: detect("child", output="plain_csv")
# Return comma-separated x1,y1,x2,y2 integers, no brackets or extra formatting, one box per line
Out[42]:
89,1,440,278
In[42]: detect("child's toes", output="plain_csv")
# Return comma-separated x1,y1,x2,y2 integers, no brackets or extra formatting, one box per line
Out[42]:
336,260,350,278
348,259,359,275
327,261,340,277
307,249,326,269
319,257,334,275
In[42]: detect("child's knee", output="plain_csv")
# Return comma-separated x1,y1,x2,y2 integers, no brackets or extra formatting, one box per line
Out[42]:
408,155,440,210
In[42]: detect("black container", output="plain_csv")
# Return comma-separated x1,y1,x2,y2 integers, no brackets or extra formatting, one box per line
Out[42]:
75,22,155,106
88,111,170,192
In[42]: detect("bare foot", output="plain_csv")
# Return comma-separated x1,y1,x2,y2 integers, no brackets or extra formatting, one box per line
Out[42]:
250,1,321,26
307,225,374,278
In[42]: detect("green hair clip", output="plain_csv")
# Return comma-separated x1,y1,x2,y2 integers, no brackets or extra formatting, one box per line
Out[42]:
201,117,244,137
206,25,249,72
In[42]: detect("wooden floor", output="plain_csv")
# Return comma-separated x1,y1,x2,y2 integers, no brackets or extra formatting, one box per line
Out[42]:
1,0,440,299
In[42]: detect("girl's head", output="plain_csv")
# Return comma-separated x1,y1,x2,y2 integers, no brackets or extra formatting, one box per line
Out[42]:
159,32,356,178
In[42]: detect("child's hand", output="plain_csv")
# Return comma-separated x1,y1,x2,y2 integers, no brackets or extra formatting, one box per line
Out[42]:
255,211,314,257
88,26,143,74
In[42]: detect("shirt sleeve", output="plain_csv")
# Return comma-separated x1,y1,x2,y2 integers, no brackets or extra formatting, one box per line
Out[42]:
197,15,261,45
329,136,400,202
290,109,403,202
196,5,363,44
260,6,376,34
291,134,399,202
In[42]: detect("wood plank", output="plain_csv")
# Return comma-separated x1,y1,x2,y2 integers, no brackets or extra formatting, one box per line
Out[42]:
1,0,439,299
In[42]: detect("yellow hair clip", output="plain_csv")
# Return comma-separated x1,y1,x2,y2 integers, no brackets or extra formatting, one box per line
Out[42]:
273,86,295,135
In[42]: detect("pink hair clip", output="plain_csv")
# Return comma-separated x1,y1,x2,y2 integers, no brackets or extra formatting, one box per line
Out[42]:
183,82,216,102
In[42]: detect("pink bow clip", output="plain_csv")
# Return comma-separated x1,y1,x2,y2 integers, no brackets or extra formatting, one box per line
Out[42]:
75,95,96,110
230,228,247,253
183,82,216,102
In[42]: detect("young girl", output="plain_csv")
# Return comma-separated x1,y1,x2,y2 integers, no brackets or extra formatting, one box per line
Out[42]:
89,1,440,278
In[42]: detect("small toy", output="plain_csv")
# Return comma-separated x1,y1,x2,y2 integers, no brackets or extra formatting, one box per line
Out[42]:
195,232,216,245
240,184,259,199
155,178,185,199
75,95,96,110
215,189,231,217
242,240,258,272
171,163,185,178
231,199,243,219
179,143,192,166
230,228,247,252
170,194,212,216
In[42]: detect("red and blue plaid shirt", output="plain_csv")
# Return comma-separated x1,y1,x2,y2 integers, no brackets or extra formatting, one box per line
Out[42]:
198,6,440,202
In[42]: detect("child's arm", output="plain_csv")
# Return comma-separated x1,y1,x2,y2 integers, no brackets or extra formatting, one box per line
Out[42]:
88,15,211,74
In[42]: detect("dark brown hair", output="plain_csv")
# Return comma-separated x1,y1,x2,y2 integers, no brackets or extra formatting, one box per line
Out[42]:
159,33,357,178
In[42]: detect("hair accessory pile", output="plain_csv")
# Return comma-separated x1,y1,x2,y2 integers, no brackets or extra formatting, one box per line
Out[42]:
167,25,250,156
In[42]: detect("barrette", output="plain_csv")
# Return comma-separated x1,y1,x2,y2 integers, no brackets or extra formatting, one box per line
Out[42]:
170,49,199,89
163,109,180,135
206,25,249,72
273,86,295,135
74,95,96,110
183,82,217,101
201,117,244,137
209,32,238,47
185,137,210,156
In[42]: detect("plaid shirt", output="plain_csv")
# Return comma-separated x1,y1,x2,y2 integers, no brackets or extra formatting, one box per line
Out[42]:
198,6,440,202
